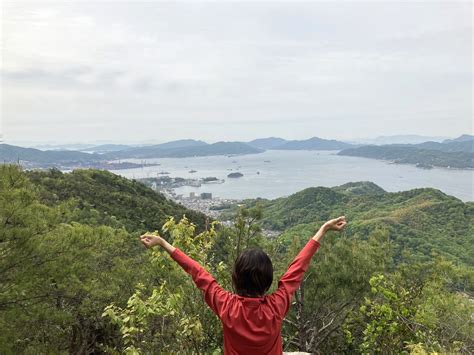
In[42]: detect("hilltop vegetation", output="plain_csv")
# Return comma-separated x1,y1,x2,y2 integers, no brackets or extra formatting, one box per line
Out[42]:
240,181,474,266
27,168,208,232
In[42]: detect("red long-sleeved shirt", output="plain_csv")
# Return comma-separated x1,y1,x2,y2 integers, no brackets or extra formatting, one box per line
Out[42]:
170,238,321,354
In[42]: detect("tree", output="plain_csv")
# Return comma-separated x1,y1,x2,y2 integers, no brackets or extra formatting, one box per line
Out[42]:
280,227,393,353
345,259,474,354
103,217,226,354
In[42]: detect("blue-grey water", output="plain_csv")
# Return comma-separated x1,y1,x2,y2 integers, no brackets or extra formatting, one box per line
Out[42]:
113,150,473,202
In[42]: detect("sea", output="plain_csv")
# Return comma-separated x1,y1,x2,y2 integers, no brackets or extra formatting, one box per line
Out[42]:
112,150,473,202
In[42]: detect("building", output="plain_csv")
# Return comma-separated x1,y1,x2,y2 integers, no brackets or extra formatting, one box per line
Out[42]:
200,192,212,200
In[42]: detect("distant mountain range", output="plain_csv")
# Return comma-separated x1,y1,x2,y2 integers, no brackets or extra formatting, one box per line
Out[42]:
338,135,474,169
352,135,449,145
274,137,354,150
247,137,288,150
247,136,354,150
416,140,474,154
1,137,353,167
1,134,472,169
443,134,474,144
103,141,261,160
0,144,103,164
82,144,137,153
0,140,262,167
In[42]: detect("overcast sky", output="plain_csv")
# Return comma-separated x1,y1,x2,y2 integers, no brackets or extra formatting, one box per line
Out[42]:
1,0,472,144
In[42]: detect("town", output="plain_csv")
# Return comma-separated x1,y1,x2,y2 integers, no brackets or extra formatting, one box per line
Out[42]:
138,175,281,238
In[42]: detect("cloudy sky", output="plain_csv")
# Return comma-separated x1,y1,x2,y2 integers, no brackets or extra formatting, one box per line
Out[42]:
1,0,472,144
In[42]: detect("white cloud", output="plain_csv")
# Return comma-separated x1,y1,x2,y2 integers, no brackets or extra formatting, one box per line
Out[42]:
1,1,472,143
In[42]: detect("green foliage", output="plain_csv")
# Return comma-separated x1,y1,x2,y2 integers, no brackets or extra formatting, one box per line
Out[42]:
279,227,394,353
232,204,264,257
103,283,183,354
0,166,207,353
345,262,474,354
27,168,208,233
102,217,224,353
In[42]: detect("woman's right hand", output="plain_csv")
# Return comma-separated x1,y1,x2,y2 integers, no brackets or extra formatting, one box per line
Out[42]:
323,216,347,232
140,233,163,249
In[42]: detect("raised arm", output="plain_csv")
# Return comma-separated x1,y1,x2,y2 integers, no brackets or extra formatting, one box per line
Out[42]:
268,216,346,318
140,234,231,318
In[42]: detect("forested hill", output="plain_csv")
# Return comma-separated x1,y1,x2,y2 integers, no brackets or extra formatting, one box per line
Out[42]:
338,141,474,169
103,141,262,159
242,181,474,265
26,168,208,232
0,143,102,163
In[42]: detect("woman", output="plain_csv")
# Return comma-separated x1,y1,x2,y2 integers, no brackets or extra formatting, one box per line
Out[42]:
140,216,347,354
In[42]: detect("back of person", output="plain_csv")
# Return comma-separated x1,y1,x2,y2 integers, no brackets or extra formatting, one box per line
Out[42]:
140,216,347,354
169,238,322,354
220,295,284,354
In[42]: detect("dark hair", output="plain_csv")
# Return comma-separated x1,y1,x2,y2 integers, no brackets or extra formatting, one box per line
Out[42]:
232,248,273,297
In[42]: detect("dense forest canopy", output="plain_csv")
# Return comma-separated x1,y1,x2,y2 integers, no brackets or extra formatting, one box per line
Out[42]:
0,165,472,354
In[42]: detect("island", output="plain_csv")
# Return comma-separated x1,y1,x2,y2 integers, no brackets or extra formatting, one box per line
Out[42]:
338,144,473,169
202,177,224,184
227,172,244,178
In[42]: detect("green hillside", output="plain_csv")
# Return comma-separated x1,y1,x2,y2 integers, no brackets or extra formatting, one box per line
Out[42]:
242,182,474,265
27,168,208,233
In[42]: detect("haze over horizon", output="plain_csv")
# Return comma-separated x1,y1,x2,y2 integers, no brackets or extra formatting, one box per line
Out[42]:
2,1,472,144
